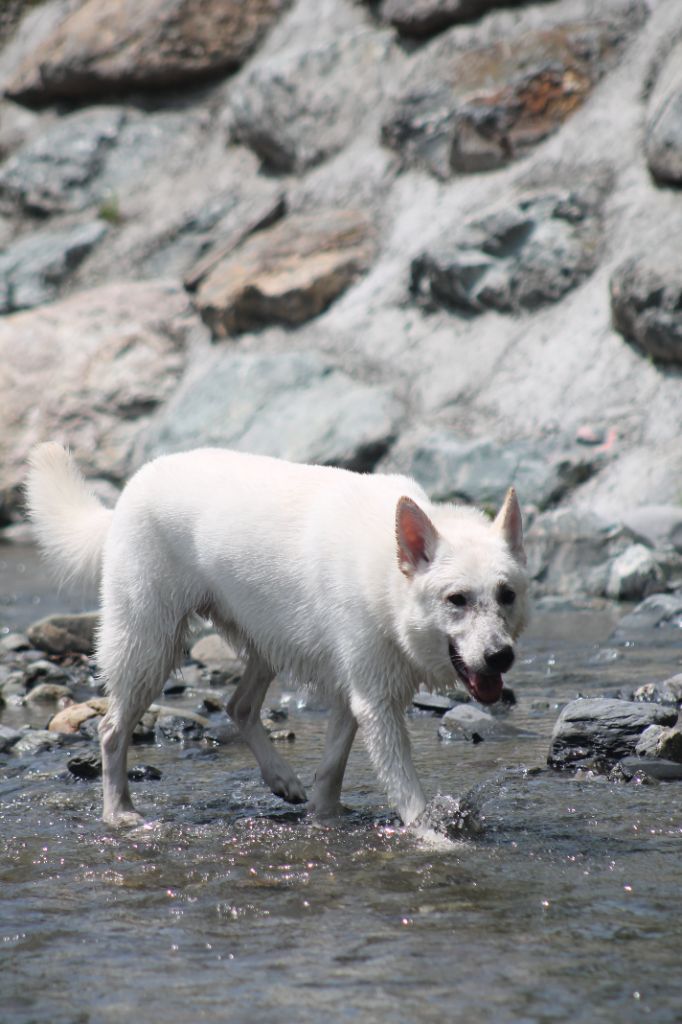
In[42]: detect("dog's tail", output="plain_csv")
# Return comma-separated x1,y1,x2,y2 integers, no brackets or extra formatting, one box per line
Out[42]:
25,442,114,589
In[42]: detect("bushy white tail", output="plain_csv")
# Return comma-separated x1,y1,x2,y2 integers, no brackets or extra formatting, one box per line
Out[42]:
25,442,114,589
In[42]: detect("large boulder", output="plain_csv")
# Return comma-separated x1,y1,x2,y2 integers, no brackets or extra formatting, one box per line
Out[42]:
0,280,205,516
381,16,639,178
378,429,602,511
410,185,605,314
548,697,678,769
5,0,290,105
195,209,376,337
229,29,395,173
135,348,402,473
610,248,682,365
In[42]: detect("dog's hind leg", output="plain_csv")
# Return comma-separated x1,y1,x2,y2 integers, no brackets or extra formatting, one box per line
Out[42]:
227,651,307,804
98,612,183,827
308,698,357,818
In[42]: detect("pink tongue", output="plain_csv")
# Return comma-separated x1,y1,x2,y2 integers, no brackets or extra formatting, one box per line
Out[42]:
470,672,503,705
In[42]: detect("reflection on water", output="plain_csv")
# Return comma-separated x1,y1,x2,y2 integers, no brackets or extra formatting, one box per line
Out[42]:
1,551,682,1023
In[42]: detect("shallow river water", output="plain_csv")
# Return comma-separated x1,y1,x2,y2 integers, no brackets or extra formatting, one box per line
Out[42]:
1,547,681,1024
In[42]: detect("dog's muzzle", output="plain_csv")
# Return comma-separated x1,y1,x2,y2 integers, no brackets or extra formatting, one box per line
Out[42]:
449,642,508,704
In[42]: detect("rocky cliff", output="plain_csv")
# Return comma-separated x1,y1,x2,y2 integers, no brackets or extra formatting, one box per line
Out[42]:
1,0,681,600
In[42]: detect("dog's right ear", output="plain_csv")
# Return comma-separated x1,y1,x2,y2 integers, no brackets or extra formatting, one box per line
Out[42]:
396,497,440,578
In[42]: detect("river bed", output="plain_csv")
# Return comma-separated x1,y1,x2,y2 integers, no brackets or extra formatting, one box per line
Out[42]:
1,546,681,1024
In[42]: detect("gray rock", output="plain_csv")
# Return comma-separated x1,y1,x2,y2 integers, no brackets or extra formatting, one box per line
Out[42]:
381,0,501,38
412,691,458,715
127,764,162,782
645,39,682,185
230,29,395,173
548,697,678,769
525,509,634,597
379,429,602,510
27,612,100,656
618,756,682,782
635,723,682,762
25,682,74,703
382,18,637,178
0,221,107,313
411,187,604,314
0,107,125,215
610,248,682,365
660,674,682,705
620,505,682,552
605,544,665,601
612,591,682,635
67,751,102,779
0,724,22,753
136,349,402,473
13,728,66,757
439,704,523,742
0,633,31,654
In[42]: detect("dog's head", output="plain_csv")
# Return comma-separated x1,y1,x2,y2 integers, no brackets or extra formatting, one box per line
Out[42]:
395,488,529,704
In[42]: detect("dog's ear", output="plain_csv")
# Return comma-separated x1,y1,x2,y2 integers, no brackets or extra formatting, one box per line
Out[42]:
494,487,526,564
396,497,440,578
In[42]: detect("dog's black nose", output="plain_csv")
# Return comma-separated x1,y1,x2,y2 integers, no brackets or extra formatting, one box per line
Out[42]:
484,645,514,673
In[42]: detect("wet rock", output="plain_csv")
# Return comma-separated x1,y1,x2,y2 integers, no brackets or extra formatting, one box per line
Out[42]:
380,429,602,510
230,29,394,173
547,697,678,770
645,39,682,186
380,0,501,38
382,19,636,178
635,723,682,762
610,247,682,365
526,509,634,598
611,591,682,636
0,222,107,314
411,185,604,314
195,209,376,336
48,698,108,734
0,107,125,215
438,704,523,742
632,683,663,704
660,674,682,705
67,751,102,780
27,612,100,657
0,724,22,753
0,633,31,654
128,764,162,782
412,691,458,715
5,0,290,105
154,707,211,742
25,682,74,703
0,279,200,514
605,544,665,601
190,634,243,677
135,349,402,474
204,720,241,745
618,756,682,782
13,729,66,757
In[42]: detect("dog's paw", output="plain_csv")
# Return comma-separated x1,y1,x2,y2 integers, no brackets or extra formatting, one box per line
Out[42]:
269,774,308,805
413,793,483,840
103,809,144,829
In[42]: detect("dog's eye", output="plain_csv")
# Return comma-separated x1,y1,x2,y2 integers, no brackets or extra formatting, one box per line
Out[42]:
448,592,468,608
498,585,516,606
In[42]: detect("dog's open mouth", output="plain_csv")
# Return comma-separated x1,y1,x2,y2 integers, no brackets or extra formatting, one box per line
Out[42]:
449,642,504,705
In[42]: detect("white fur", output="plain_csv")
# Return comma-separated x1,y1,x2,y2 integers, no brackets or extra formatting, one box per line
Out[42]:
25,444,529,828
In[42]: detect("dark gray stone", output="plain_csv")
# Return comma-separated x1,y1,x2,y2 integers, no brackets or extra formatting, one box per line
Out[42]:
0,221,107,313
439,704,524,742
610,249,682,365
135,349,402,474
0,724,22,753
412,691,459,715
548,697,678,769
618,756,682,782
67,751,102,779
127,764,162,782
411,188,603,315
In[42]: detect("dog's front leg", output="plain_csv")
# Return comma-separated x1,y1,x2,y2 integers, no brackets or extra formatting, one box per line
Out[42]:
227,652,307,804
350,690,426,826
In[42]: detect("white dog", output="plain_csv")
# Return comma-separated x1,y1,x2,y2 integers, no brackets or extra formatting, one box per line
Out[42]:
26,444,529,828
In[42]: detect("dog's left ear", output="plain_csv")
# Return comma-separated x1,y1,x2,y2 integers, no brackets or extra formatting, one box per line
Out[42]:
396,496,440,578
494,487,526,565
